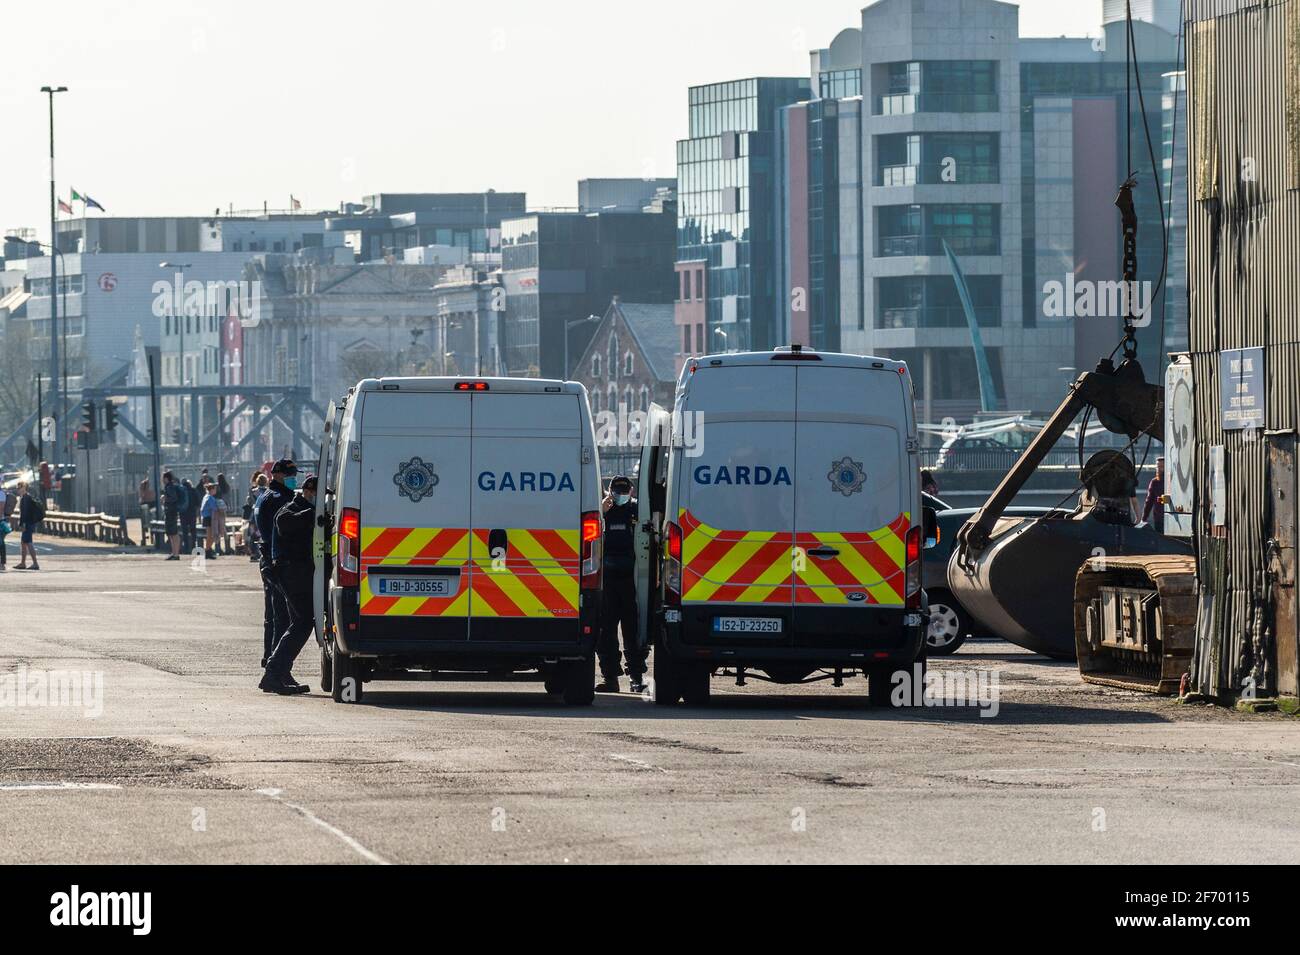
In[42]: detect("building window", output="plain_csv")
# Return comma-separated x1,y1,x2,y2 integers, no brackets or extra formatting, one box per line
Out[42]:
682,325,690,354
695,269,704,300
592,353,601,378
624,351,634,376
695,323,704,352
640,386,650,411
591,390,601,414
608,334,618,380
624,386,634,410
607,383,617,411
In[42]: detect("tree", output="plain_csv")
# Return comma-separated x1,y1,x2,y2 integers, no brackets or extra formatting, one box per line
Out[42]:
0,319,38,447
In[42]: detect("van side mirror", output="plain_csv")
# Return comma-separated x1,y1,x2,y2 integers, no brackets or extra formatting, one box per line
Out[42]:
922,506,939,550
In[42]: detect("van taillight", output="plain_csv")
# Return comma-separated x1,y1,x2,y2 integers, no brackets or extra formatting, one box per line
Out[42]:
338,507,361,588
904,525,922,609
454,381,489,391
581,511,602,590
664,521,682,605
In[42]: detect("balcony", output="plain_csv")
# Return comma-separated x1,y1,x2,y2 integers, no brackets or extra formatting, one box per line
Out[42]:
878,234,1000,257
874,92,999,115
878,163,1000,187
878,305,1000,329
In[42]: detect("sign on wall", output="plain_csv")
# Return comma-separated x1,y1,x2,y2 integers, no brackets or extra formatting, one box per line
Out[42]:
1220,346,1265,429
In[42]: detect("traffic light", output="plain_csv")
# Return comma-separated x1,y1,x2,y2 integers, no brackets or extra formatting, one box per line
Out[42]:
80,400,97,433
101,401,118,432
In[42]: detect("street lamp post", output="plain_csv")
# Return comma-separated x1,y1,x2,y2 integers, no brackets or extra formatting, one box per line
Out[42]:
563,314,600,381
160,262,191,453
41,85,68,473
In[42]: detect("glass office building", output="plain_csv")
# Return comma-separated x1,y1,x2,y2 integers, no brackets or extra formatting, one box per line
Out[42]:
676,77,810,354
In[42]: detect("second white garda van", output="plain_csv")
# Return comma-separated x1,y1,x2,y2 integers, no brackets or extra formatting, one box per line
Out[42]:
651,347,932,705
312,377,604,705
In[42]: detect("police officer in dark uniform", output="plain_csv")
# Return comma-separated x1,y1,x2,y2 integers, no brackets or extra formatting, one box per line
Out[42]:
260,475,318,695
596,475,646,693
253,459,296,670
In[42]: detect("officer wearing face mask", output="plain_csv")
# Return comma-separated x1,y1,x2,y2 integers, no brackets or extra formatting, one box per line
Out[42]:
596,475,646,693
253,459,297,670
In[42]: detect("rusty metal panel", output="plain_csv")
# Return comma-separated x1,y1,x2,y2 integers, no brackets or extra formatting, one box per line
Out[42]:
1267,433,1299,695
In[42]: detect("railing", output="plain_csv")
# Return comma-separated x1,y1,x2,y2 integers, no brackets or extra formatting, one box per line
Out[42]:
36,510,135,545
921,446,1161,473
145,517,248,553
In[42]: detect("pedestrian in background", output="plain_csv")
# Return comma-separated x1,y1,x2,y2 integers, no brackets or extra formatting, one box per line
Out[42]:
0,483,13,570
216,473,233,512
138,476,156,547
180,479,199,554
200,483,223,559
15,482,43,571
1141,456,1166,533
921,469,940,498
253,459,297,669
260,474,318,695
161,471,182,560
244,472,268,561
211,482,229,556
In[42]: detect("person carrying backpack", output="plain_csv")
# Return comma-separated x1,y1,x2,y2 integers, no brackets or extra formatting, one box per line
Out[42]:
15,482,43,571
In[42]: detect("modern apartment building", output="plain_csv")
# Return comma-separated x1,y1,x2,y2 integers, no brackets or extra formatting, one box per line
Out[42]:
772,0,1181,421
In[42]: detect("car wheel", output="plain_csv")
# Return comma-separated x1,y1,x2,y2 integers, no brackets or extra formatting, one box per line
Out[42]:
561,655,595,706
330,649,364,703
925,592,970,655
680,664,711,705
652,642,681,705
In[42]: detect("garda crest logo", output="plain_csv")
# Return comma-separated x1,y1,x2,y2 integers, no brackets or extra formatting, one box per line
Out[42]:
394,456,439,502
828,457,866,497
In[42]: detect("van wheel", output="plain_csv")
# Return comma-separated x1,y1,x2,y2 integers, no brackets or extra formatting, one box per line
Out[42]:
866,663,900,707
561,656,595,706
652,646,681,705
331,650,364,704
320,643,333,693
681,664,711,705
542,668,565,695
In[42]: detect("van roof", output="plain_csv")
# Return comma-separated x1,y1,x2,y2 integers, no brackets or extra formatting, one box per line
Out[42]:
356,376,588,396
682,349,909,373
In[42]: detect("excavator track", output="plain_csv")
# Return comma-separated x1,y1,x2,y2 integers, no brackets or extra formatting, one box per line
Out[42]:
1073,554,1198,695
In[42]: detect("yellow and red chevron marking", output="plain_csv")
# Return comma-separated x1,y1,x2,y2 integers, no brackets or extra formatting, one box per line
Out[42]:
468,527,580,619
359,526,471,617
358,525,580,618
679,508,909,606
792,511,909,606
679,509,795,604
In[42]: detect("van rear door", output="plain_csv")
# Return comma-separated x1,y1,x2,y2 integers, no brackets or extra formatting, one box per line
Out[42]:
679,365,796,643
791,365,910,643
468,392,584,642
358,390,473,639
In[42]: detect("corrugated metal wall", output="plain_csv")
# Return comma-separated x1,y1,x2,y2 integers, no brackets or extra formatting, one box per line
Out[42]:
1186,0,1300,696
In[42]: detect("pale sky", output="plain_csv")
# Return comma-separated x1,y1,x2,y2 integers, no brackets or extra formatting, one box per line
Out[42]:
0,0,1104,238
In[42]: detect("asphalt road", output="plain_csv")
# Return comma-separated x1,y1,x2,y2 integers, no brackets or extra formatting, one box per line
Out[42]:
2,537,1298,864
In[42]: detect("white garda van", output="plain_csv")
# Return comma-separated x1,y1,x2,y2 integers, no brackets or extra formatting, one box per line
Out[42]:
651,347,933,705
312,377,604,705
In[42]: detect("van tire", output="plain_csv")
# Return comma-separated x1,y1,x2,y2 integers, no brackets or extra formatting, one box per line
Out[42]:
866,663,899,707
320,643,333,693
681,664,711,705
561,656,595,706
331,650,364,704
542,668,565,695
652,647,681,705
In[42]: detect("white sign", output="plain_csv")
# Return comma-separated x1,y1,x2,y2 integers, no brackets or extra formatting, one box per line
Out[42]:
1209,444,1226,529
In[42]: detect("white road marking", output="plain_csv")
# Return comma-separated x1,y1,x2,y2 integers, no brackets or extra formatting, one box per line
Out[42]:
255,787,390,864
609,753,667,773
0,782,122,791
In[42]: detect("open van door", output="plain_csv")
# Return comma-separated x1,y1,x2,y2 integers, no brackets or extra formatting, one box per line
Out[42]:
636,404,671,660
313,399,341,646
